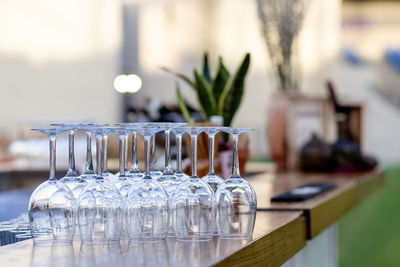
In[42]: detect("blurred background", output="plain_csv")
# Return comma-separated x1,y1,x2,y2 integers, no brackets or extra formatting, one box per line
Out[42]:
1,0,400,265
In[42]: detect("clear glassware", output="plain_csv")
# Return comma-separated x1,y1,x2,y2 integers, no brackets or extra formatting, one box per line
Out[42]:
150,134,162,178
125,126,169,242
28,128,75,246
201,127,227,192
114,123,147,182
147,122,186,178
215,128,257,239
157,123,187,191
50,123,85,199
113,127,134,196
100,128,117,182
79,124,108,182
155,123,187,236
112,127,134,239
127,130,144,181
172,128,190,181
77,128,123,244
171,127,215,242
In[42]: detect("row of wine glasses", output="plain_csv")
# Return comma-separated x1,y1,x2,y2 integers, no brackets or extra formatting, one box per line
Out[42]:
28,123,257,246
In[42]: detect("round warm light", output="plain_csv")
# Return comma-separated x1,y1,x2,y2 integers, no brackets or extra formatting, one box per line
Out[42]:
114,74,142,93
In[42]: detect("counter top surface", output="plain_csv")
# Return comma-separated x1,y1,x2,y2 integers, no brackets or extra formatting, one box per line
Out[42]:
0,211,306,267
248,168,384,237
0,168,384,266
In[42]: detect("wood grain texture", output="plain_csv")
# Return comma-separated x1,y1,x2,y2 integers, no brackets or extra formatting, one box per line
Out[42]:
247,168,384,239
0,211,305,267
213,215,306,267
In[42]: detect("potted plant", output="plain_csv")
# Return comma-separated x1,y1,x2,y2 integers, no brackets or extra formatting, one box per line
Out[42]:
162,53,251,177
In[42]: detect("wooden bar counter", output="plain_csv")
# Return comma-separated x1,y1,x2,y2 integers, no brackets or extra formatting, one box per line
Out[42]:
0,168,384,266
0,211,306,267
248,168,384,238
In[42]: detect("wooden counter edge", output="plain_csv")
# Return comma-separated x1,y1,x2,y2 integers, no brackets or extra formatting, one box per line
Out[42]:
309,169,384,238
354,168,385,204
212,215,306,267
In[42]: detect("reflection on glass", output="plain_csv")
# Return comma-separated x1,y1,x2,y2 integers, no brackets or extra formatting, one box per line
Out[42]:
215,128,257,239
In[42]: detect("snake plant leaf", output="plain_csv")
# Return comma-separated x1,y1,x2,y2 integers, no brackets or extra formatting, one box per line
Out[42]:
176,83,194,123
202,53,212,84
160,67,196,90
194,70,216,119
211,57,230,104
218,53,251,126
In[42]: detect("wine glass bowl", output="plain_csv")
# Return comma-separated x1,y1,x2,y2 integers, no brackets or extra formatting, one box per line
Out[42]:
215,128,257,239
125,126,169,242
29,128,76,246
77,127,123,244
156,123,188,195
171,127,215,242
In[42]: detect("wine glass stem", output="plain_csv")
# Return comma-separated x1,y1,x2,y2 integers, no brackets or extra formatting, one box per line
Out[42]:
131,131,139,171
119,135,127,176
85,132,94,173
49,135,56,180
231,134,240,177
144,135,151,177
176,134,183,172
208,135,215,175
151,135,157,171
164,130,172,173
191,135,198,177
96,135,103,176
102,135,109,173
67,130,77,176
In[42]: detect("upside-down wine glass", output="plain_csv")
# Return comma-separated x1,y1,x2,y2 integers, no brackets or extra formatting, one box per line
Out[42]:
28,128,75,246
172,128,190,182
215,128,257,239
50,123,85,199
101,128,116,181
156,123,187,236
113,127,134,239
77,127,123,244
128,130,144,180
125,126,169,242
201,127,226,192
148,122,185,178
79,124,108,182
157,123,188,194
114,123,146,182
150,134,162,178
49,124,85,241
172,127,215,242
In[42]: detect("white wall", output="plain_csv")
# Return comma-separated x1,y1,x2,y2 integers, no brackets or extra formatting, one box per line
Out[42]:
0,0,348,161
0,0,122,137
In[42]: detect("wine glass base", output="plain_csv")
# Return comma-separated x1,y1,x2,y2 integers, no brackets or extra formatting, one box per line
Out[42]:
219,234,252,240
176,236,213,242
150,173,163,179
129,237,167,243
81,238,120,245
167,232,175,238
33,239,73,247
